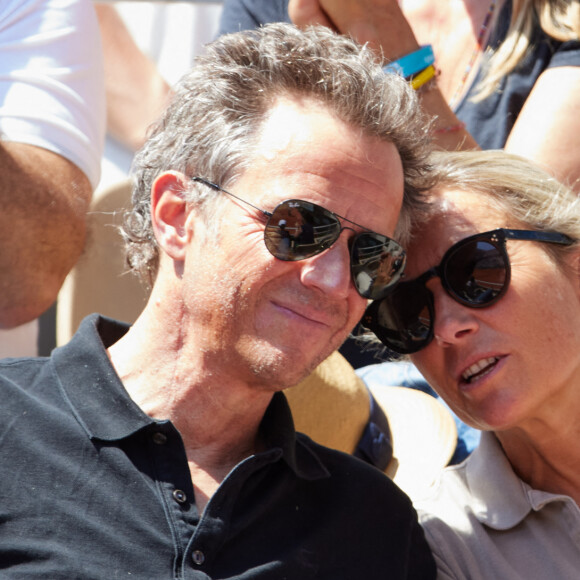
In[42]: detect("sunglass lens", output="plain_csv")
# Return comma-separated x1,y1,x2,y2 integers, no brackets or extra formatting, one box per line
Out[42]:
445,240,507,306
351,233,406,299
363,281,433,354
264,200,341,261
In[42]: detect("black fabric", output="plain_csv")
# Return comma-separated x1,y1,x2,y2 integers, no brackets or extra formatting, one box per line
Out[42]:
0,314,435,579
219,0,290,35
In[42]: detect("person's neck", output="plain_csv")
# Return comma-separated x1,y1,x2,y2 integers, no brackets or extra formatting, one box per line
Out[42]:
496,414,580,505
106,293,274,498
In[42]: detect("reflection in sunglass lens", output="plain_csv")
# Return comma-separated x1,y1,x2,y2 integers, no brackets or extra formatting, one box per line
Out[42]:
264,199,405,299
264,200,341,261
376,240,508,353
351,234,406,300
364,239,510,354
365,281,433,354
193,178,407,300
445,240,507,305
365,228,575,354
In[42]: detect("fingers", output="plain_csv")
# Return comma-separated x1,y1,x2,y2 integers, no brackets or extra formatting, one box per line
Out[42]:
288,0,337,30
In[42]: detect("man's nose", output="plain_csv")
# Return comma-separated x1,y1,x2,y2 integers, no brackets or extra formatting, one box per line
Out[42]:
299,238,352,299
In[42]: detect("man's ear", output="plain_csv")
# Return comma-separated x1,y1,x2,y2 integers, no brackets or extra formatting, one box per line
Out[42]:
151,171,192,261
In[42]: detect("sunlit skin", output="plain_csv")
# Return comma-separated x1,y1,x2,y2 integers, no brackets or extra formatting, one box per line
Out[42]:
408,188,580,435
175,96,404,390
107,96,405,509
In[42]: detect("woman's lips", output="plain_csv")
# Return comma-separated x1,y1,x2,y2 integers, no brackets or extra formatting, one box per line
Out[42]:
461,356,501,383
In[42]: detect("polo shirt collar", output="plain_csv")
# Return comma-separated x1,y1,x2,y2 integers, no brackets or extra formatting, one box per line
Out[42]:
468,432,575,531
260,391,330,480
52,314,156,441
466,431,534,529
52,314,329,481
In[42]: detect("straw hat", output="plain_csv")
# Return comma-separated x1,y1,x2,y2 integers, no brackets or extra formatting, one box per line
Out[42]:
285,351,457,501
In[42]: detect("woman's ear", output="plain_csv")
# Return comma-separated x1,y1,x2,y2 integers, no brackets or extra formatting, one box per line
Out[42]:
151,171,191,261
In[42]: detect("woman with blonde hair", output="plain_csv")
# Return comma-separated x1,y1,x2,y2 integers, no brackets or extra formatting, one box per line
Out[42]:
364,149,580,577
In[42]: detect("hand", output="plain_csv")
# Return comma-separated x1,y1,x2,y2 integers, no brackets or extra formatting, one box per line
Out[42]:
288,0,336,30
291,0,419,59
292,0,479,155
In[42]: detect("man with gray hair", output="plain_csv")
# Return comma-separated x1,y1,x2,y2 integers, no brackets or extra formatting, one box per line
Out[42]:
0,23,435,577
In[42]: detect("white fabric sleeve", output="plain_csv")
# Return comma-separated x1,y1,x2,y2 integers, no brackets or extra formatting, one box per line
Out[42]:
0,0,105,188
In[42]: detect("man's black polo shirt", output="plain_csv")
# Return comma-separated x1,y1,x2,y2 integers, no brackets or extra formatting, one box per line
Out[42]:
0,315,435,579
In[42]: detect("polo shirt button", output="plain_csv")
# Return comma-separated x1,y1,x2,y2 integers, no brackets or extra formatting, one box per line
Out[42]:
172,489,187,504
192,550,205,565
152,432,167,445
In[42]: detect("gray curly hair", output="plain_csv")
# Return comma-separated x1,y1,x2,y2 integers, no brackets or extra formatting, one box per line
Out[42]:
124,22,434,283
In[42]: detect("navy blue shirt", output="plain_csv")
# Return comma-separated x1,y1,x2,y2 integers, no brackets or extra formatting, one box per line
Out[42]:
0,314,435,579
218,0,580,150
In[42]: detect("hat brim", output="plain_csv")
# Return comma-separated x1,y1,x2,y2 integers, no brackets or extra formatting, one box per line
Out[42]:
286,352,457,501
369,383,457,500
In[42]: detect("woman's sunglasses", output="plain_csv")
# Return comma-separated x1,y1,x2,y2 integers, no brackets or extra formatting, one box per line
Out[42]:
363,228,575,354
193,177,406,300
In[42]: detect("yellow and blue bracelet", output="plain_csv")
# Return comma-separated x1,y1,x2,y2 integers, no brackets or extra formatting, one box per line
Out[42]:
382,45,435,79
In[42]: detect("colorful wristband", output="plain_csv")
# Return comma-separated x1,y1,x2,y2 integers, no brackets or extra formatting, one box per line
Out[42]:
383,45,435,79
410,65,436,90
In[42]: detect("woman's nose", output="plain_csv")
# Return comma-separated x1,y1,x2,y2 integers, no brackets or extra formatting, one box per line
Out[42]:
428,279,479,346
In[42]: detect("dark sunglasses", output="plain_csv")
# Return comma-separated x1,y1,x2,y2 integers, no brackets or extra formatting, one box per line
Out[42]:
193,177,406,300
363,228,575,354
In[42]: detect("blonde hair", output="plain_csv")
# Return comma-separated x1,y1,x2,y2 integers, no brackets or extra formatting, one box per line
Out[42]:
424,150,580,250
475,0,580,100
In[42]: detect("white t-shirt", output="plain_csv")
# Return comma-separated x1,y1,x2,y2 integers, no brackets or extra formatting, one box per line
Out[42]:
0,0,105,357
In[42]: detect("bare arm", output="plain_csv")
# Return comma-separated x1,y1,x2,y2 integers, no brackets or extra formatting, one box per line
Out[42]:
0,0,104,328
504,66,580,191
289,0,580,190
95,4,171,151
289,0,478,151
0,142,91,328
